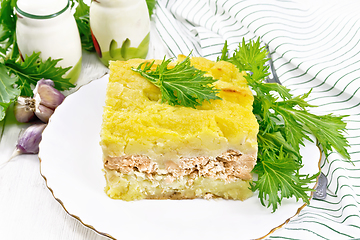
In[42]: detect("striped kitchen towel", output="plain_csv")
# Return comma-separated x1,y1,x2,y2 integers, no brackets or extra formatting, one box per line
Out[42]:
153,0,360,239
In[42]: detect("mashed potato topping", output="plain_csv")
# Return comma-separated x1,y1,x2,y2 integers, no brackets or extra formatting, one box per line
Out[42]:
101,57,258,161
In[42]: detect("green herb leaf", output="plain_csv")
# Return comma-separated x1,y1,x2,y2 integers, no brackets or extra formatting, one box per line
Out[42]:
132,55,222,108
72,0,95,52
275,105,351,160
4,52,74,97
251,147,318,212
216,40,229,62
0,63,21,120
0,0,19,60
219,37,351,211
146,0,157,17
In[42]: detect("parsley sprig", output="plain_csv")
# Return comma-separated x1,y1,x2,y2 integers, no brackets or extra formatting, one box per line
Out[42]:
220,38,351,211
132,55,221,108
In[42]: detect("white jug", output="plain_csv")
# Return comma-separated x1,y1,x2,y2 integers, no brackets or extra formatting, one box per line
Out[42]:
15,0,82,84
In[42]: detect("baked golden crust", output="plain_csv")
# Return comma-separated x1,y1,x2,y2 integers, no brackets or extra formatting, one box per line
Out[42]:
100,56,259,201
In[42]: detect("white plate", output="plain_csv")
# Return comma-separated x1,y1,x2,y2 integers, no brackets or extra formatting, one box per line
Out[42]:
39,74,321,240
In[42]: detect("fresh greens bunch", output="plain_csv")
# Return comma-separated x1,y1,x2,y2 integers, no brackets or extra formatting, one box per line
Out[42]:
218,38,350,211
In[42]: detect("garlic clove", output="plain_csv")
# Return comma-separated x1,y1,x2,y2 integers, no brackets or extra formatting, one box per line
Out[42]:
16,123,47,154
34,79,65,110
35,104,54,123
14,96,36,123
33,79,55,93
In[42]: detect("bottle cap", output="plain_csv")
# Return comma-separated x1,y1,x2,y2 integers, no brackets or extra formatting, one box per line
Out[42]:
16,0,69,19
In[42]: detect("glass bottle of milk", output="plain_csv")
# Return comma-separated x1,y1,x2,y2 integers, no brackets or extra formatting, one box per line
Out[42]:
90,0,150,67
15,0,82,84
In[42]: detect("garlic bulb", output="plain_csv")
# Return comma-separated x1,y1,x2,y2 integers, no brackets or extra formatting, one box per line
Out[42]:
14,96,36,123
